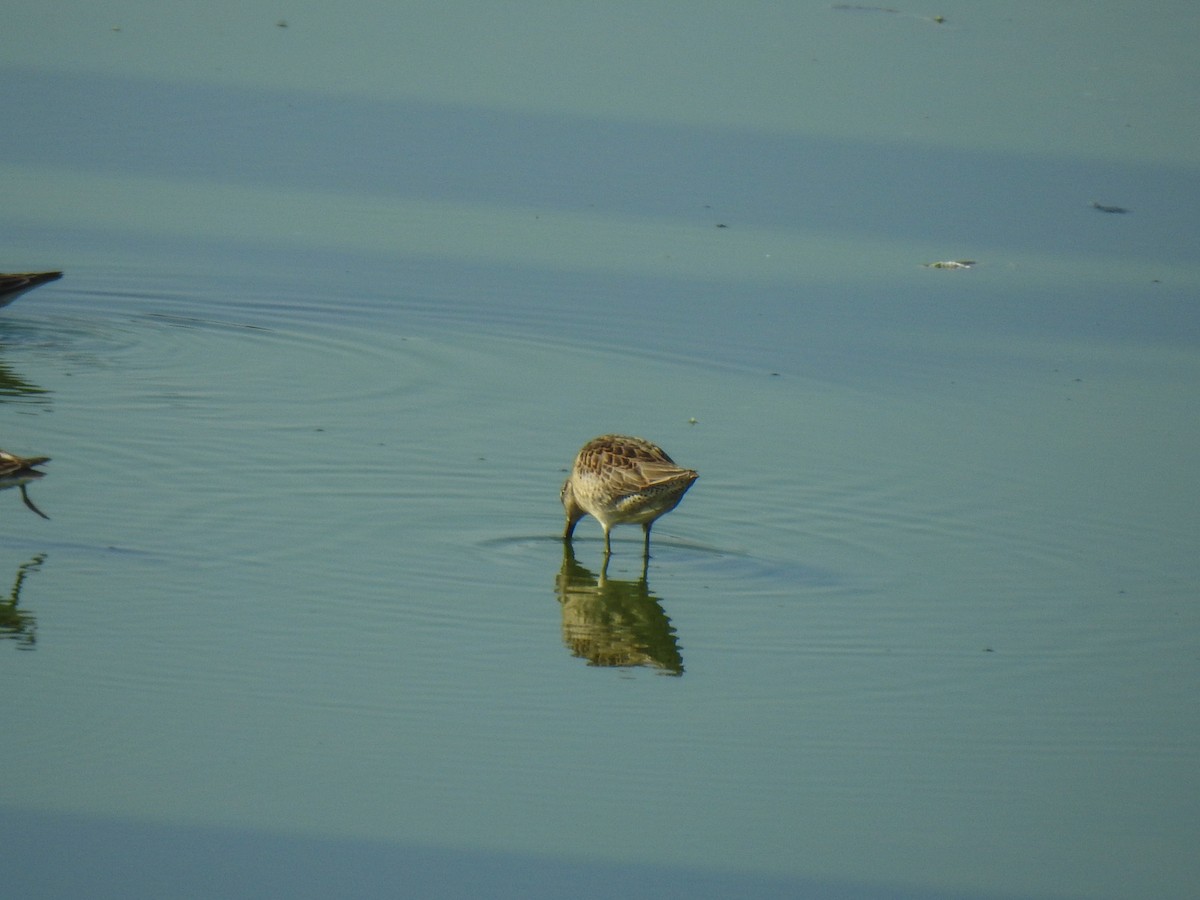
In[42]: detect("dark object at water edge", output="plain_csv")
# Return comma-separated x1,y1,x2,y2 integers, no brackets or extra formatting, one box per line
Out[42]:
0,271,64,308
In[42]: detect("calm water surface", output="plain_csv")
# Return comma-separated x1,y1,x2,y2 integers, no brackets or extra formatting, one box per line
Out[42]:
2,3,1198,899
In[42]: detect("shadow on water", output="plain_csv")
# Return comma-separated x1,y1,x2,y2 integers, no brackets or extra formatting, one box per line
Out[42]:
4,67,1197,262
0,553,46,650
0,805,1015,900
554,542,683,676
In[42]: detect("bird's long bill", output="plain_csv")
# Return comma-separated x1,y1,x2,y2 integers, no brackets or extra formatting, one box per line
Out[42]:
561,479,585,538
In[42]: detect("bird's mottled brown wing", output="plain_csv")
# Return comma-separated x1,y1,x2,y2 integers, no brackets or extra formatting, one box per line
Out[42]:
0,450,50,476
578,436,694,497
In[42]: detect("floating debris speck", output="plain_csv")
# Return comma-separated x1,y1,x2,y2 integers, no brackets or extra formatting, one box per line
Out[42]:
923,260,975,270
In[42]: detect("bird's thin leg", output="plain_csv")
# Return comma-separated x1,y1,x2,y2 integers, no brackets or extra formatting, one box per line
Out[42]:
19,485,49,520
642,523,652,558
603,527,612,556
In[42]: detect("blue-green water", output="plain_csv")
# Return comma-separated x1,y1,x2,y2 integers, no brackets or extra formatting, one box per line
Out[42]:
2,3,1198,898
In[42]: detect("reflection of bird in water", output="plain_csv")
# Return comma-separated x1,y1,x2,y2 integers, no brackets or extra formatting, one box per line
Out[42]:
1,553,47,649
0,272,62,309
0,449,50,519
555,542,683,675
561,434,697,557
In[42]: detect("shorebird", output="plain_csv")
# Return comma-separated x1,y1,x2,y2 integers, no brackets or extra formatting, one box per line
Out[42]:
0,272,63,309
0,449,50,519
561,434,697,557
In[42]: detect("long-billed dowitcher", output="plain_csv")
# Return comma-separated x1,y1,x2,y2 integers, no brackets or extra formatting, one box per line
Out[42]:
0,272,62,308
561,434,697,557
